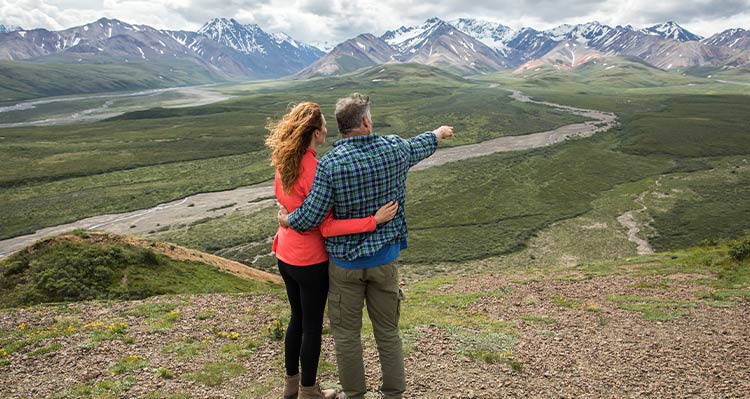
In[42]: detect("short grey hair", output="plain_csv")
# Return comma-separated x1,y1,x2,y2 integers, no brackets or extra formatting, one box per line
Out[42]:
335,93,371,134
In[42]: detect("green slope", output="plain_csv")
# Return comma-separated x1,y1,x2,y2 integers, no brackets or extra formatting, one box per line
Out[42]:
0,231,278,308
0,59,227,104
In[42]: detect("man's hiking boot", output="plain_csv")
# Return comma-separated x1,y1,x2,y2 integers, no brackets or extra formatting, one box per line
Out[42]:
283,373,300,399
298,383,336,399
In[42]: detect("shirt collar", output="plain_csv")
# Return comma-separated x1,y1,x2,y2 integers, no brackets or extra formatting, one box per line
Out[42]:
306,147,317,156
333,133,378,147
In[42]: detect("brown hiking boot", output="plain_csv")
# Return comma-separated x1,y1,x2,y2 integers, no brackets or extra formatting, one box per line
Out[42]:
283,373,300,399
298,383,336,399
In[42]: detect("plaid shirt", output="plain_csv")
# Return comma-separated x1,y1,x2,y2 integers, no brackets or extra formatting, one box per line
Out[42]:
288,131,438,261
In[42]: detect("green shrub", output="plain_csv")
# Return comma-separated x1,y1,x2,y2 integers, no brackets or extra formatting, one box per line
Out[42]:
729,237,750,262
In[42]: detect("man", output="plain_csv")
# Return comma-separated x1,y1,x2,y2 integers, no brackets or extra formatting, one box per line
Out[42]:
279,93,454,399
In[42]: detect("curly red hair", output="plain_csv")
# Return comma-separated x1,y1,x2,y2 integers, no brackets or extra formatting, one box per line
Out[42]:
265,102,323,194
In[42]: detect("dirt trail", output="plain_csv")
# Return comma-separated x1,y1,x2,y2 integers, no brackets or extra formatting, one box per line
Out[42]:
0,89,618,258
617,178,661,255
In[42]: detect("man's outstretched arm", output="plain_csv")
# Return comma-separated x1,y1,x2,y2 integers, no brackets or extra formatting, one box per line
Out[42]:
406,126,454,167
285,164,334,232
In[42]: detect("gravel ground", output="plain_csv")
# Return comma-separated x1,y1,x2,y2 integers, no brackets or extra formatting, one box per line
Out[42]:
1,270,748,398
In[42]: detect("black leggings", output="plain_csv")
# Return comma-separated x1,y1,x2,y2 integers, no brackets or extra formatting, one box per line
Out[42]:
278,259,329,387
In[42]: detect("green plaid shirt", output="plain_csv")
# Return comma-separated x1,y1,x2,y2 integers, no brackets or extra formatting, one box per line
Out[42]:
288,131,438,261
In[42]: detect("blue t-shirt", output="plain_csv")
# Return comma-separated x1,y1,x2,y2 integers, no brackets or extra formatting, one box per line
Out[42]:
330,241,407,269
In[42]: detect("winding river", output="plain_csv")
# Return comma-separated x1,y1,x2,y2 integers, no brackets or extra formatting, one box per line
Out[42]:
0,88,618,258
0,85,234,128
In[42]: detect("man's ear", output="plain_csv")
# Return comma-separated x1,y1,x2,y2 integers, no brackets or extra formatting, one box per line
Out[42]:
362,116,370,130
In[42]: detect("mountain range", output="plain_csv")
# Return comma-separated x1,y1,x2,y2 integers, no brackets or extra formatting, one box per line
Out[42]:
1,17,749,84
0,17,322,79
301,19,750,77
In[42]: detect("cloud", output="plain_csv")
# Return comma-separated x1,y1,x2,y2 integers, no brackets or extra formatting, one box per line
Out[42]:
2,0,749,44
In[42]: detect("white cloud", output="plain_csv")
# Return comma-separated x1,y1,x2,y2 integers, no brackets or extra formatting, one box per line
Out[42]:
1,0,749,44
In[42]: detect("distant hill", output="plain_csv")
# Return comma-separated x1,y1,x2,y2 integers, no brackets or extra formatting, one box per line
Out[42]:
512,56,696,88
0,230,280,308
0,59,220,103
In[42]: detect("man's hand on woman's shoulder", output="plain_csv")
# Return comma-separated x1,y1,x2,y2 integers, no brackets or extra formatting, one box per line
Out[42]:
433,126,454,141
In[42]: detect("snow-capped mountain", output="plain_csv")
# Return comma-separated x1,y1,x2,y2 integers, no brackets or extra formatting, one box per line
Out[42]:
0,24,23,33
702,28,750,50
303,18,510,77
197,18,321,58
383,19,506,68
381,18,464,54
191,18,323,76
545,21,617,43
640,21,702,42
301,17,750,77
0,18,194,62
448,18,516,56
2,16,748,82
296,33,396,78
0,17,324,78
392,19,508,71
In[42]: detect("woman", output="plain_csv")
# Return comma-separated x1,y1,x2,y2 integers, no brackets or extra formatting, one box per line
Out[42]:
266,102,397,399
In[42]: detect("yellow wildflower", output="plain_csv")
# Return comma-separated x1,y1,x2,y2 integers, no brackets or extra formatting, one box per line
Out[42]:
128,354,139,361
66,326,76,333
230,332,240,340
119,322,128,328
17,322,26,330
0,348,8,357
84,321,105,329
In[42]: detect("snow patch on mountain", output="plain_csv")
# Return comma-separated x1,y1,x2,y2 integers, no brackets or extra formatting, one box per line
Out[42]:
449,18,515,55
640,21,702,42
0,24,23,33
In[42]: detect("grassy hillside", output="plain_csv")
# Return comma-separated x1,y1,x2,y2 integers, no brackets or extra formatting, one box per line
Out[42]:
0,231,278,308
0,63,585,239
0,59,225,104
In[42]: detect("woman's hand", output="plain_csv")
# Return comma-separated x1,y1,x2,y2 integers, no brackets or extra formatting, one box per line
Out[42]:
277,202,290,227
374,201,398,224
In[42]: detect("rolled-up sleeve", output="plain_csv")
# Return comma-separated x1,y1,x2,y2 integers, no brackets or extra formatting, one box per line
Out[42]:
288,162,334,232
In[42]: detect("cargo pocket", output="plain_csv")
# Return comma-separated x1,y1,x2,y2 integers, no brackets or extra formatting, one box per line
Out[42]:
327,292,341,326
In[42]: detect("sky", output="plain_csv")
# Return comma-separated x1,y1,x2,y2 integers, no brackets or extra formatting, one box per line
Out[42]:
2,0,749,45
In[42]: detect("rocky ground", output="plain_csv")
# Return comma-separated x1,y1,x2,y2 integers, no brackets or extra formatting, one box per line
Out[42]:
1,261,748,398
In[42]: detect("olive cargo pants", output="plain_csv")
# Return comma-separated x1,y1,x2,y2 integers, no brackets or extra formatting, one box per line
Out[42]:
327,260,404,399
